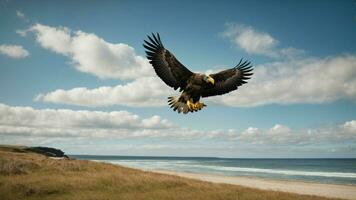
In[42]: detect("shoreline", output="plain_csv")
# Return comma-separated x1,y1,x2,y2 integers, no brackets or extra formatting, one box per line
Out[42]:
151,169,356,200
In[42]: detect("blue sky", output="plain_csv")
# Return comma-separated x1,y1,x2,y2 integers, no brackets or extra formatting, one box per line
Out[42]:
0,0,355,157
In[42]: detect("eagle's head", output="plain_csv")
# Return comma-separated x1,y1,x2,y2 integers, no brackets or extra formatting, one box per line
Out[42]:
203,75,215,85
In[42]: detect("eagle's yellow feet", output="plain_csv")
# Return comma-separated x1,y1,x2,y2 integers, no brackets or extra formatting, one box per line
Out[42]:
194,102,205,110
187,100,195,111
187,100,206,111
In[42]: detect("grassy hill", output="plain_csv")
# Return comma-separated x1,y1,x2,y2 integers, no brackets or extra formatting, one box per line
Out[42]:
0,145,339,200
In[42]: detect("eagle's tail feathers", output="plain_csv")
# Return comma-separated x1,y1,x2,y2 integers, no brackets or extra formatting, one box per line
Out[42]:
168,96,190,114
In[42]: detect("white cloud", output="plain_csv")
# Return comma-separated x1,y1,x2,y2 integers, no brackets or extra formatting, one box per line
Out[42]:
209,54,356,107
223,23,278,56
222,23,304,58
342,120,356,138
16,10,25,18
16,29,28,37
0,103,221,140
16,10,29,22
0,103,175,139
0,102,354,157
35,76,171,107
0,44,29,58
343,120,356,131
231,121,356,145
29,23,153,80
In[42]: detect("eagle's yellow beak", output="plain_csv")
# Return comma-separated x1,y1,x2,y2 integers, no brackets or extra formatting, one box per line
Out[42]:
207,76,215,85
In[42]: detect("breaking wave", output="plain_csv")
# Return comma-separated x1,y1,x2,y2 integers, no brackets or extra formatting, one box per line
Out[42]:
97,160,356,179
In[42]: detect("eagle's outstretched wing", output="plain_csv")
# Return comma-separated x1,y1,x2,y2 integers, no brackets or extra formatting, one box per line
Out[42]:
202,59,253,97
143,33,193,91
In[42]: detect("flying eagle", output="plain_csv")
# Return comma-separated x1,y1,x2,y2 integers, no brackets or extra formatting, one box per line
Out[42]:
143,33,253,114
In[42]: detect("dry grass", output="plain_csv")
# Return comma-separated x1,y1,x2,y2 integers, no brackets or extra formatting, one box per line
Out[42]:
0,145,341,200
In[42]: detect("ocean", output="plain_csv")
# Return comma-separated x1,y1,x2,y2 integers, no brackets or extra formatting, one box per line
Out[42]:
71,155,356,185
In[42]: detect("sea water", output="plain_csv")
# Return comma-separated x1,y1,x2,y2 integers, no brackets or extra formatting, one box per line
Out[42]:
71,155,356,185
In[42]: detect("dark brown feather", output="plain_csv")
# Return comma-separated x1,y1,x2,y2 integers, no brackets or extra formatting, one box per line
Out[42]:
143,33,194,90
201,59,253,97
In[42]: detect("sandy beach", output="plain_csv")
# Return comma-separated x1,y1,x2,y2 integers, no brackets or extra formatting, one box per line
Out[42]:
154,170,356,200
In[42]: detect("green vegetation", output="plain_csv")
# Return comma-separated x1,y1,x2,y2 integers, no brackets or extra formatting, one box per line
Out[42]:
0,145,339,200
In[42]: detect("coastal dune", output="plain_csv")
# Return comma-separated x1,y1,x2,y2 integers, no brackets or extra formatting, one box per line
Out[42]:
0,145,354,200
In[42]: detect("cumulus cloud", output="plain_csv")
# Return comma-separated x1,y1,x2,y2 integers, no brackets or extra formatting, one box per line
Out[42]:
0,102,354,148
29,23,153,80
0,44,29,58
209,54,356,107
222,23,304,58
0,103,219,140
223,23,277,56
232,121,356,146
35,77,171,107
0,103,175,139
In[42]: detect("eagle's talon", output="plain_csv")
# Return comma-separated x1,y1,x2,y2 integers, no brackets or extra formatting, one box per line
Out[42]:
187,100,194,111
189,101,203,110
195,102,200,110
192,102,197,110
194,102,203,110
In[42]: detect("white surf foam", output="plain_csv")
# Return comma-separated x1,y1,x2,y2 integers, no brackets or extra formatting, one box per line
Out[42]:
189,164,356,178
94,160,356,179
